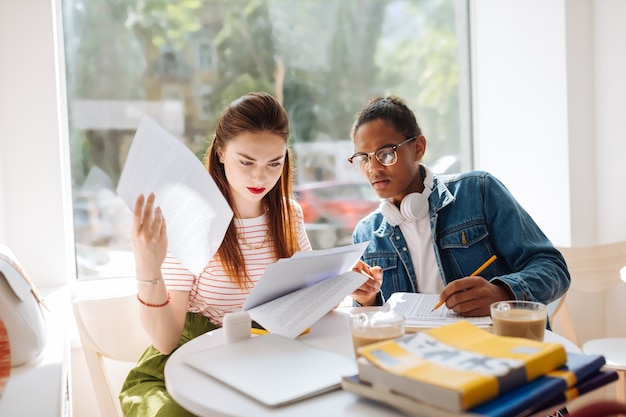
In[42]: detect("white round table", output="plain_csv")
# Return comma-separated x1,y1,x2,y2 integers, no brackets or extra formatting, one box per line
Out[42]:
582,338,626,402
165,308,403,417
165,307,581,417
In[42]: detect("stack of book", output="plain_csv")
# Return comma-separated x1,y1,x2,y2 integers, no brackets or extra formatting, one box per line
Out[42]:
342,321,618,417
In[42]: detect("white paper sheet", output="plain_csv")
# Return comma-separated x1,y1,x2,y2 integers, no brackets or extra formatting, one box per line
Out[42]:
382,292,492,329
242,242,370,338
246,271,367,338
242,242,369,310
116,116,233,276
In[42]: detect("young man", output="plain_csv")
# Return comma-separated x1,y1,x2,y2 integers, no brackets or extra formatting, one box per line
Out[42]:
348,96,569,316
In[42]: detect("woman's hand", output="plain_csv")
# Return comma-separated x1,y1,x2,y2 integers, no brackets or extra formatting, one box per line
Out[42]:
132,193,168,275
350,260,383,306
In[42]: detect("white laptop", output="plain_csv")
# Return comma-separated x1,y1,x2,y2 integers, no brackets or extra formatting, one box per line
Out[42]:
183,334,357,407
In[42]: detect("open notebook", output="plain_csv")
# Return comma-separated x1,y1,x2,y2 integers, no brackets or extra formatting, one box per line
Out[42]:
183,334,357,407
382,292,492,331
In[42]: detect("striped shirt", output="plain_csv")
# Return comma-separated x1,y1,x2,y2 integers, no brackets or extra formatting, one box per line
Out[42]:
162,203,312,325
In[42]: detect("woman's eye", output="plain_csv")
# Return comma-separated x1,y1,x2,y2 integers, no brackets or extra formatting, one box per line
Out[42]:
241,160,253,166
269,162,282,168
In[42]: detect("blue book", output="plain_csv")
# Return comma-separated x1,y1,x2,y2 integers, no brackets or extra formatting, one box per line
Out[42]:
518,369,618,417
472,352,608,416
342,352,611,417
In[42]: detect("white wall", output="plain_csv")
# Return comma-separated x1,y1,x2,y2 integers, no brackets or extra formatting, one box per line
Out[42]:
0,0,76,286
564,0,596,245
471,0,571,245
0,114,4,241
592,0,626,243
471,0,626,246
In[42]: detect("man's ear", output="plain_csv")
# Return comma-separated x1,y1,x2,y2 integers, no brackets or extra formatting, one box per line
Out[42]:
414,134,427,160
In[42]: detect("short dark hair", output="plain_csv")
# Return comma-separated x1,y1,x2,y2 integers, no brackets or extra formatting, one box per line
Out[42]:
350,96,422,140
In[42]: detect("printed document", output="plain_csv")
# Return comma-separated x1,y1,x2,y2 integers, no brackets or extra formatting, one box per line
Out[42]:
382,292,492,330
243,242,370,338
116,116,233,276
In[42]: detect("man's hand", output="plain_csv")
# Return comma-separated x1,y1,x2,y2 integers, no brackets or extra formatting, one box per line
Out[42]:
438,276,511,317
350,260,383,306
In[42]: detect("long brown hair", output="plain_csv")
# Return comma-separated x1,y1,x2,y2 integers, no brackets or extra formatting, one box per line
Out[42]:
204,92,301,288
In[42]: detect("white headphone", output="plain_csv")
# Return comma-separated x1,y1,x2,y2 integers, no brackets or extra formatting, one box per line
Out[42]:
380,166,434,226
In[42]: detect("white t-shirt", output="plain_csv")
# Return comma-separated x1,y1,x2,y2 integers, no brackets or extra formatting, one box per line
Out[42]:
399,216,444,294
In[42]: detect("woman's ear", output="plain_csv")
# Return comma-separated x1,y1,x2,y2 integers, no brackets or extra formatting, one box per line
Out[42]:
217,147,225,163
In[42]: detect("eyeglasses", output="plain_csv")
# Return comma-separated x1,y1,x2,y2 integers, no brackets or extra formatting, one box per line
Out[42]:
348,136,417,172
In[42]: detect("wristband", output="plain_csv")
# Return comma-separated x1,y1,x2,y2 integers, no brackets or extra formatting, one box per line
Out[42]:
136,277,162,285
136,292,170,308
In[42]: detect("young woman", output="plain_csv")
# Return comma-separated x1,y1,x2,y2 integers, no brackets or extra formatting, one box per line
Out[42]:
120,92,312,416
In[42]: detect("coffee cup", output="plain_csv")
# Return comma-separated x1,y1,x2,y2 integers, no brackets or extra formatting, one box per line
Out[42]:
490,300,547,341
350,310,405,357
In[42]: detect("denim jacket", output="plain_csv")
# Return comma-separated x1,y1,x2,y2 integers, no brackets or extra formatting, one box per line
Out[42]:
352,170,570,306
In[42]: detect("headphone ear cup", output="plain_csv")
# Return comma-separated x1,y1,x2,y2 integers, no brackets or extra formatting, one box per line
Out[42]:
400,192,430,221
399,166,435,220
381,165,435,224
380,200,405,226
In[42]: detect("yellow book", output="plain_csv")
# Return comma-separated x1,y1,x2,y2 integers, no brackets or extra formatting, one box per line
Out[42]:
357,321,567,413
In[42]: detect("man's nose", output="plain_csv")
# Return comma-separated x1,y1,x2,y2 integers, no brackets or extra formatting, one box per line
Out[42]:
367,156,385,172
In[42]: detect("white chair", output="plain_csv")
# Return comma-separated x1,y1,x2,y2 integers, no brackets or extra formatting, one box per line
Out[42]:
547,294,567,330
580,265,626,403
73,282,151,417
552,241,626,403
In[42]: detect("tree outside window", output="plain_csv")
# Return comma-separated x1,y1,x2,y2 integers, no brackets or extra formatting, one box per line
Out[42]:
61,0,471,279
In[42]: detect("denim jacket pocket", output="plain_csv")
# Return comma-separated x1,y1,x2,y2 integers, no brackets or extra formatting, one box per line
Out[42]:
437,223,499,279
438,223,489,250
362,252,397,273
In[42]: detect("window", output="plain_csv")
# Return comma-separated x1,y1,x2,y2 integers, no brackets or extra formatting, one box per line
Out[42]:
61,0,471,279
198,85,214,121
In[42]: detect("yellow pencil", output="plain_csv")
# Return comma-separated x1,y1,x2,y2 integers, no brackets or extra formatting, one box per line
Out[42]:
431,254,498,312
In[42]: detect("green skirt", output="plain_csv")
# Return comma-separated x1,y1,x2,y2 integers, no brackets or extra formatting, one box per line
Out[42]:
119,312,219,417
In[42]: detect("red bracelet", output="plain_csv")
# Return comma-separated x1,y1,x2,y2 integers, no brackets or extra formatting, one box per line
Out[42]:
137,292,170,308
